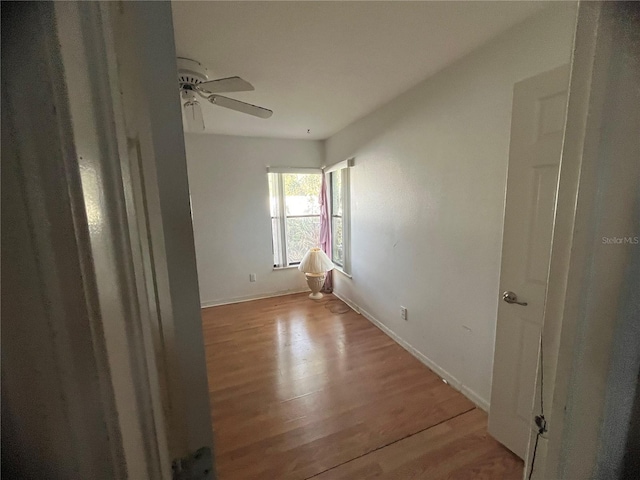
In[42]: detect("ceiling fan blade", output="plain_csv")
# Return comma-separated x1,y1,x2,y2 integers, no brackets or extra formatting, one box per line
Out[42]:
183,100,205,131
198,76,255,93
209,95,273,119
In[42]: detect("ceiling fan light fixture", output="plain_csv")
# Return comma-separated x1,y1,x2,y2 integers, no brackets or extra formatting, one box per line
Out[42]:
183,98,205,132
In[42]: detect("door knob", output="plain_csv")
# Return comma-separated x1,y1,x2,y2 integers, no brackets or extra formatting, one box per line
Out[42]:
503,291,528,306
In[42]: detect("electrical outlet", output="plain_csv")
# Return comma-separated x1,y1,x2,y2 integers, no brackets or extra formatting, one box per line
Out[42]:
249,273,256,282
400,306,408,321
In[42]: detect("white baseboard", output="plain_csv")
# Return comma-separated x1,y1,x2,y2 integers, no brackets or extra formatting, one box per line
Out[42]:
201,287,310,308
334,290,490,412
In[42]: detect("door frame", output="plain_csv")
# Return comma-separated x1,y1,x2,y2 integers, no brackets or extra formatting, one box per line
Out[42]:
528,1,640,478
58,0,216,472
3,1,174,477
103,0,215,463
2,1,214,477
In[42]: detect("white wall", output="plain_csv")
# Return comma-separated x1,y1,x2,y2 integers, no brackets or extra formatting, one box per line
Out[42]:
325,4,577,408
185,133,323,306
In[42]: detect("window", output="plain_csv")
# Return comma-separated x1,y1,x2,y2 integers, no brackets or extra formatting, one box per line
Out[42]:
268,170,322,267
329,166,350,273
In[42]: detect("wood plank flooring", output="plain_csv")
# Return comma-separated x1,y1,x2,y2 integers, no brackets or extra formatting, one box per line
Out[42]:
202,293,522,479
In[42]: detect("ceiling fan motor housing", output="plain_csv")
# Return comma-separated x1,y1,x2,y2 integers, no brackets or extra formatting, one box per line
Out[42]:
177,57,209,89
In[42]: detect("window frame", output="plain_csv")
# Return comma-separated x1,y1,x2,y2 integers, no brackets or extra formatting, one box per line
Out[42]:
327,159,352,275
268,168,323,268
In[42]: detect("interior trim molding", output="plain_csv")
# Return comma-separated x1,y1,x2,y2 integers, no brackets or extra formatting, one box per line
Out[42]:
266,166,322,174
323,156,354,174
201,287,310,308
332,290,490,412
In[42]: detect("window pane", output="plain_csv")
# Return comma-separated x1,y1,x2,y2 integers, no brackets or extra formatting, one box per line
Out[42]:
283,173,321,216
331,171,342,217
332,217,343,267
286,216,320,264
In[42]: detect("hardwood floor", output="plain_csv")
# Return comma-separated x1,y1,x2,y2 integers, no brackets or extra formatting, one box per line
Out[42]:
202,293,522,479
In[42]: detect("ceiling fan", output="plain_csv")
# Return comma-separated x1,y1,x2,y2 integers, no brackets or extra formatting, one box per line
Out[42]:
177,57,273,131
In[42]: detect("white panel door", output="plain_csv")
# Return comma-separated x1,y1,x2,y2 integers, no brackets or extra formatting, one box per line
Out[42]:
489,65,569,458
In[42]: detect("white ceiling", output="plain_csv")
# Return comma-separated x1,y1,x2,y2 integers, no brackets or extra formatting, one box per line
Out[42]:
172,1,545,140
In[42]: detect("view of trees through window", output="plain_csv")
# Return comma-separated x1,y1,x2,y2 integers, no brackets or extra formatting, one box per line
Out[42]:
283,173,321,263
268,172,322,266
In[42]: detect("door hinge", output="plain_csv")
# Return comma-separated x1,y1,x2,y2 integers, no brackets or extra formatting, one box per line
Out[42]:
534,414,547,435
172,447,214,480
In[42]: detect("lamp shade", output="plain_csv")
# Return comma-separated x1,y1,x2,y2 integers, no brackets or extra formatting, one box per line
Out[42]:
298,248,334,274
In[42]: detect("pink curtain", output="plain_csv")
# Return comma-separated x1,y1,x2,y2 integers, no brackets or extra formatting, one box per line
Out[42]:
319,172,333,292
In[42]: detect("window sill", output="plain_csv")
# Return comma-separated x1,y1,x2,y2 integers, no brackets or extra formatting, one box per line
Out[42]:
333,267,352,279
